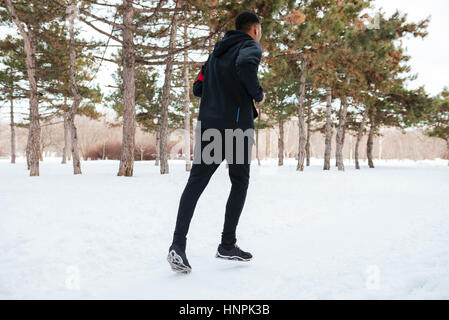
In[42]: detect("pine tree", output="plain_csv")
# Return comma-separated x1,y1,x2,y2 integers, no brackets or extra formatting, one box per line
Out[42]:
1,0,63,175
0,36,27,164
423,89,449,166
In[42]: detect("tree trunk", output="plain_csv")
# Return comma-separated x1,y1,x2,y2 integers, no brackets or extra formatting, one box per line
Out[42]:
378,136,383,160
183,22,191,171
159,0,182,174
355,107,368,170
367,114,376,168
265,129,270,159
296,67,307,171
9,84,16,164
6,0,40,176
102,141,106,160
117,0,136,176
256,128,261,166
40,144,44,162
67,134,72,161
335,93,349,171
62,111,68,164
306,99,311,166
67,1,82,174
155,124,160,166
26,129,31,170
255,107,261,166
323,87,333,170
278,118,284,166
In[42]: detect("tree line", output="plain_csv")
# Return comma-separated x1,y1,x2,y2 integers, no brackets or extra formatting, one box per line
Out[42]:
0,0,447,177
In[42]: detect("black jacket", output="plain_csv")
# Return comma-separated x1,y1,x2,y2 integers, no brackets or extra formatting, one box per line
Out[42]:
192,30,264,130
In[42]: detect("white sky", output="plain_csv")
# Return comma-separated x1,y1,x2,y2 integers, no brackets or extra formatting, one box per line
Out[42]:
1,0,448,122
373,0,449,95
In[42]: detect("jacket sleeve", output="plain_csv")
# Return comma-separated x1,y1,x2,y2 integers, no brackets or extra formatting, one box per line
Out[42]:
235,40,264,103
193,56,210,98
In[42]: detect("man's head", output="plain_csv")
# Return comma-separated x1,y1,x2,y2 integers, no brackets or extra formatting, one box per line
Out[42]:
235,10,262,43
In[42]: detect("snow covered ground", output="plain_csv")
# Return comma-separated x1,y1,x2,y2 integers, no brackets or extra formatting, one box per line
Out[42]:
1,157,448,299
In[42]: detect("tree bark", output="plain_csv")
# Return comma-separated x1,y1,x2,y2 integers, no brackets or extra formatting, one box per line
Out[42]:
102,141,106,160
265,129,270,159
367,114,376,168
355,108,367,169
155,123,160,166
306,99,311,166
183,22,191,171
296,66,307,171
9,83,16,164
62,110,68,164
67,1,82,174
26,128,31,170
255,107,261,166
118,0,136,176
335,93,349,171
6,0,40,176
323,87,333,170
40,144,44,162
278,118,284,166
159,0,182,174
256,127,261,166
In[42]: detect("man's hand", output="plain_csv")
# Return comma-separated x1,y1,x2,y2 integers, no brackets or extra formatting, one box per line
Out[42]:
255,93,266,106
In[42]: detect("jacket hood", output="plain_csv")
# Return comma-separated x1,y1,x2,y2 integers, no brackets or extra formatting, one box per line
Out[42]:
212,30,253,57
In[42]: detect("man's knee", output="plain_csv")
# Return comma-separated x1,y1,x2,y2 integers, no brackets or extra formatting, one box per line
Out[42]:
187,164,216,185
229,166,249,189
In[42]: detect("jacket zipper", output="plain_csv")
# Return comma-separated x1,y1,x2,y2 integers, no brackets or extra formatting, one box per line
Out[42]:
236,106,240,123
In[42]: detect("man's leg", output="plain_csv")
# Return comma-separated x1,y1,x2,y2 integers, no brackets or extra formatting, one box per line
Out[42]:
172,161,220,251
221,162,250,248
221,133,253,248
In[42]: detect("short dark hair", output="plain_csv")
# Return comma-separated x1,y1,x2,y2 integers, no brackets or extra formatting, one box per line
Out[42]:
235,10,260,32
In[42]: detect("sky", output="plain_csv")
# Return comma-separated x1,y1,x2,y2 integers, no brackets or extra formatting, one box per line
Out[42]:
373,0,449,95
1,0,448,121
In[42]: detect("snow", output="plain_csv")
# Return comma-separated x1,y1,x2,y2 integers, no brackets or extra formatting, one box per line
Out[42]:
1,157,449,299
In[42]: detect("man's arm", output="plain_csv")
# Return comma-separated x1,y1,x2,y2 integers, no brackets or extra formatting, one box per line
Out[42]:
193,55,210,97
192,65,205,97
235,40,264,103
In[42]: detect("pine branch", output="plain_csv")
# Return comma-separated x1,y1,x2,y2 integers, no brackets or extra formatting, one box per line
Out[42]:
135,0,168,27
78,16,123,43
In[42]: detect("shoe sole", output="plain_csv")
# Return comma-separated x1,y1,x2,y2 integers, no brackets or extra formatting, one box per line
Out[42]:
215,251,252,262
167,250,192,274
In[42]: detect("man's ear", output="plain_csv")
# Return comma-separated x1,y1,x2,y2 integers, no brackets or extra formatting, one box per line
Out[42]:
251,24,259,38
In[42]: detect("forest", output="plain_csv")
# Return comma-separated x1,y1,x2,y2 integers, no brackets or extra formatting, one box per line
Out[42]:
0,0,448,177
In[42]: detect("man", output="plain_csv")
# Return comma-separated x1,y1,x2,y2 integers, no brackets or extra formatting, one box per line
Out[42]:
167,11,266,274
